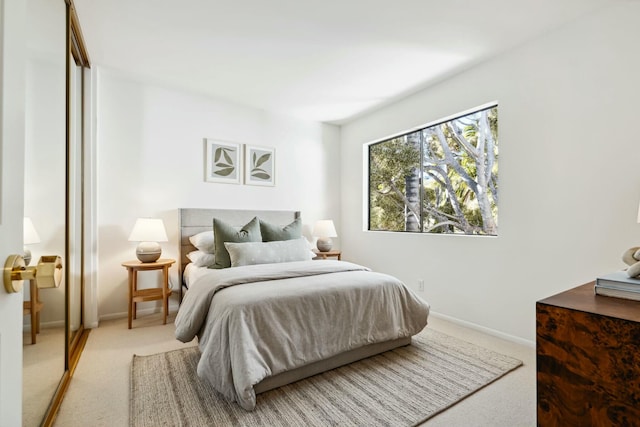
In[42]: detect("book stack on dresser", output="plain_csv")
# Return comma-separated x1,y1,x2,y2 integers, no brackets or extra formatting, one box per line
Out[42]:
594,270,640,301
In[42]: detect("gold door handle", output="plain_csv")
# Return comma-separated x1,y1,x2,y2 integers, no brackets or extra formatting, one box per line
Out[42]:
36,256,63,288
3,254,63,293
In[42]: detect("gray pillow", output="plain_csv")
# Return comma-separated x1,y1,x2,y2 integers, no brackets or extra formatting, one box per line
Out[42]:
212,217,262,268
224,238,314,267
259,217,302,242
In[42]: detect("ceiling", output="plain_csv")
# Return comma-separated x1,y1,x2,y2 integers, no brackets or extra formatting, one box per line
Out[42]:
73,0,615,124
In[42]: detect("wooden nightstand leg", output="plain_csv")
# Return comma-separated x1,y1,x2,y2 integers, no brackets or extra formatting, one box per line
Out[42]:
31,309,37,344
128,269,134,329
31,308,36,345
162,266,169,325
35,285,40,334
30,280,37,344
132,270,138,320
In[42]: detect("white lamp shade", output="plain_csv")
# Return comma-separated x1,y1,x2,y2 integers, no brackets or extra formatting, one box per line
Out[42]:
24,217,41,245
128,218,168,242
637,201,640,224
313,220,337,237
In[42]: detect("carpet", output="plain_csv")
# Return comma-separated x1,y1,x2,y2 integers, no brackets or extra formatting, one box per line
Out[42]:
130,329,522,427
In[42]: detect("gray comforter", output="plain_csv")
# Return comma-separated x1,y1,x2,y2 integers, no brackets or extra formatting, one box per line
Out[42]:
175,260,430,410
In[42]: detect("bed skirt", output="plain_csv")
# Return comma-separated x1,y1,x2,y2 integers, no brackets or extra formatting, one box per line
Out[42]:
254,336,412,394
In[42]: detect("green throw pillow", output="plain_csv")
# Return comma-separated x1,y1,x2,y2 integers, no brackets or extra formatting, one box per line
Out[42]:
259,217,302,242
212,217,262,268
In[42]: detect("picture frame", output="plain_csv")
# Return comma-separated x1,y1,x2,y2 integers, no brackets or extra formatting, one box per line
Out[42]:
204,139,242,184
245,145,275,186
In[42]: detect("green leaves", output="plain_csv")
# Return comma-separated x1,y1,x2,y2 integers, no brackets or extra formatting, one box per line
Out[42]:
250,151,271,180
213,146,236,176
214,167,235,176
252,172,271,180
254,152,271,168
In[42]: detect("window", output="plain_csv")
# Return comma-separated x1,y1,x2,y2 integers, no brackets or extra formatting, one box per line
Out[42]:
368,104,498,236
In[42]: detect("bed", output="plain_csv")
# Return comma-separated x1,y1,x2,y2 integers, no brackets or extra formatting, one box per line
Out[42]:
175,208,430,411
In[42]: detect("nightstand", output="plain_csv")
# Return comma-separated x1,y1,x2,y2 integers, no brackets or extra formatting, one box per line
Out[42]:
122,258,175,329
313,250,341,260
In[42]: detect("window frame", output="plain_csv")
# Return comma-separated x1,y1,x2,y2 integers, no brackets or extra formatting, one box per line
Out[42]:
366,101,499,236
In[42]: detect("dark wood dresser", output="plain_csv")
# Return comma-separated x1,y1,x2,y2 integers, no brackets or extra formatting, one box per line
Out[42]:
536,282,640,426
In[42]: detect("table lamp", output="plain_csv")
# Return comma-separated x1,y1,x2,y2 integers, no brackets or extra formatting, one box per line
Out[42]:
313,219,337,252
23,217,41,266
128,218,168,263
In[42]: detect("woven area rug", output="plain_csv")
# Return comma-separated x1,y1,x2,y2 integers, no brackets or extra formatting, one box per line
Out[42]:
131,329,522,427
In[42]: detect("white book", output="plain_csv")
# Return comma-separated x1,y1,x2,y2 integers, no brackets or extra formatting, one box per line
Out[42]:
594,285,640,301
595,271,640,292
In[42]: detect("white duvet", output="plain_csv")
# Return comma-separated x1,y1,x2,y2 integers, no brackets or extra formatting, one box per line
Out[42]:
175,260,430,410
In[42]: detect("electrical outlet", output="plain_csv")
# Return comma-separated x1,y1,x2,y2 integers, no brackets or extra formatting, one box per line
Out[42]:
418,279,424,292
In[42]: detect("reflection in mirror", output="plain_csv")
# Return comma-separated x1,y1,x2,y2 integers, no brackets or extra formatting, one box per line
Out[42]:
69,58,83,342
66,0,92,398
23,0,66,425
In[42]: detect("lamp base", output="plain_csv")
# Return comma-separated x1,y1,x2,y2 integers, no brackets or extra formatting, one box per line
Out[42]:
316,238,333,252
136,242,161,263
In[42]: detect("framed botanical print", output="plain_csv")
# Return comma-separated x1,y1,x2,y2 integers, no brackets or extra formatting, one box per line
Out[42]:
245,145,275,186
204,139,242,184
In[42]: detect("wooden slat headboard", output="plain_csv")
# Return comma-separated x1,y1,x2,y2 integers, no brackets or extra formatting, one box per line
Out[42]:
178,208,301,298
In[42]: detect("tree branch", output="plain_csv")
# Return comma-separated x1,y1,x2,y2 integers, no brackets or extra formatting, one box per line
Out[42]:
431,127,479,195
388,178,421,222
445,122,478,158
424,166,471,229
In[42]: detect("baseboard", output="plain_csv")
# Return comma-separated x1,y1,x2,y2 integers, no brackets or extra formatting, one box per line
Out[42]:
429,310,535,348
99,301,180,322
22,319,65,332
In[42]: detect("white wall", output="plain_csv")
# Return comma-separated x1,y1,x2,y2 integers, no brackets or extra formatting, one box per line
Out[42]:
340,2,640,342
96,68,341,319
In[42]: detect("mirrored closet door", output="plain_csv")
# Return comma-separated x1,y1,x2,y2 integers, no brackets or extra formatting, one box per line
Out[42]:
23,0,66,424
23,1,91,425
67,1,91,374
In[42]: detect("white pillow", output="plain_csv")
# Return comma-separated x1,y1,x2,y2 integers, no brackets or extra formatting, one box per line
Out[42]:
189,231,215,254
186,250,216,268
224,238,314,267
